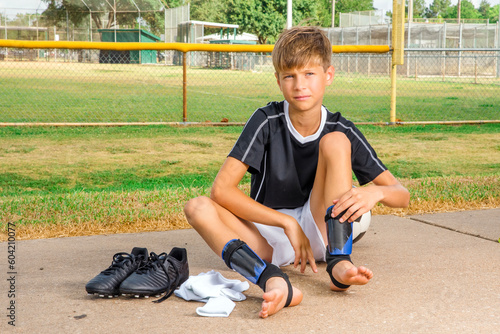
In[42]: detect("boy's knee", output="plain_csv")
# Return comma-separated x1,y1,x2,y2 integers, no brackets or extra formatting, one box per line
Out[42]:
184,196,212,226
319,131,351,156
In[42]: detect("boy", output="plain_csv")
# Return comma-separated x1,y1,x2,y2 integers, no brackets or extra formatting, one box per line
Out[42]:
184,26,410,318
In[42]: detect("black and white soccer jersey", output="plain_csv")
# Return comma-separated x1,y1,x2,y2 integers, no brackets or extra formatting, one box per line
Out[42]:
228,100,387,210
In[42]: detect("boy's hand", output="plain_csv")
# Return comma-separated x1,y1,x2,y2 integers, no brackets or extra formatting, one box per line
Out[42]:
283,218,318,274
332,186,382,223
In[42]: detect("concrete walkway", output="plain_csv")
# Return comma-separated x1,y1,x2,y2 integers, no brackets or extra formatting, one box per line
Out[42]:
1,209,499,333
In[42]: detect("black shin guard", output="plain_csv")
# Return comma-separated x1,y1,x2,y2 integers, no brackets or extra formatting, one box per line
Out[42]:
325,206,353,255
325,251,352,290
222,239,293,307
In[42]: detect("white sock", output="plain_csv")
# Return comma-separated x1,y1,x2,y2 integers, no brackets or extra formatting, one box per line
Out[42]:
174,270,249,317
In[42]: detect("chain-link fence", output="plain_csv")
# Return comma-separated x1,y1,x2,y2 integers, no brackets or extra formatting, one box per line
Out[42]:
325,21,500,48
0,45,498,124
339,10,390,28
0,4,189,43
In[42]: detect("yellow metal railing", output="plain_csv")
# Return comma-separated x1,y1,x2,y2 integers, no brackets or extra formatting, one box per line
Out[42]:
0,39,390,54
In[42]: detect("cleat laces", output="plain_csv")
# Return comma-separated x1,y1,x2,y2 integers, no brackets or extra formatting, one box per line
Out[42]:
100,252,137,276
135,252,181,303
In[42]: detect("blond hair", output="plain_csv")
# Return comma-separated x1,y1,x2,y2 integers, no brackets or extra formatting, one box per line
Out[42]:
272,26,332,74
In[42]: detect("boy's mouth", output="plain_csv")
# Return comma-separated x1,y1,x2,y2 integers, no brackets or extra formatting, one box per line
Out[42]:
294,95,310,101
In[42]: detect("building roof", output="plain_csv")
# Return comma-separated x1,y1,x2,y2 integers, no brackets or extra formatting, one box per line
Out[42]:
196,32,258,43
180,20,239,29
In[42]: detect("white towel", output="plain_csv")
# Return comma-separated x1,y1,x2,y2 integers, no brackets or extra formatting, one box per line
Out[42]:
174,270,249,317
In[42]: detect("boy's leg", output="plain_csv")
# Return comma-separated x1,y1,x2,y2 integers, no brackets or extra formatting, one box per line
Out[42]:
309,132,373,290
184,195,270,257
184,196,303,317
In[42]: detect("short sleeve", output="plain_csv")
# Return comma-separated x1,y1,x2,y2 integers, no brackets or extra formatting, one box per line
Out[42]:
348,124,387,185
228,109,270,174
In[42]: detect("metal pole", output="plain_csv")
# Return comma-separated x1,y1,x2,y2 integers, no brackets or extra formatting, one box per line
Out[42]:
408,0,414,23
80,0,92,42
390,63,397,124
183,52,188,122
474,56,477,84
474,27,476,48
407,21,412,49
387,22,391,45
54,26,57,61
4,9,7,40
130,0,140,63
158,0,167,63
36,10,39,41
442,51,446,81
89,11,92,42
2,12,7,59
331,0,335,28
66,9,69,41
486,20,489,47
415,55,418,80
287,0,292,28
497,20,500,78
458,23,463,76
443,21,447,48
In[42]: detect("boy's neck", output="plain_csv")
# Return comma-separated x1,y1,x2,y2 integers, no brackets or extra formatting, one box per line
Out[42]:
287,105,322,137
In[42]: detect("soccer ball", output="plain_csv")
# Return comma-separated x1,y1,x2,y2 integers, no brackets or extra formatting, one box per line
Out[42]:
352,210,371,243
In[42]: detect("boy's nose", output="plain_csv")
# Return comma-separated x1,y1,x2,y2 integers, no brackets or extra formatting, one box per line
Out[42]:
294,76,305,90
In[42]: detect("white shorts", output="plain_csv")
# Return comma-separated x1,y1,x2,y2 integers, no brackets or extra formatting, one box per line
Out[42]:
253,196,327,267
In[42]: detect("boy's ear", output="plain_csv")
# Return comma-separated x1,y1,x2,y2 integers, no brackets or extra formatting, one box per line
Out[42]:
326,65,335,83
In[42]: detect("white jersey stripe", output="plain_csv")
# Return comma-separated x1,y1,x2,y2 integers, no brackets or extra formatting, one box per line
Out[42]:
254,151,267,201
241,113,284,163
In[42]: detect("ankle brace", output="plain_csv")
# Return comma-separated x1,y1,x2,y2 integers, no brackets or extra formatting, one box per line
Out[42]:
326,251,352,290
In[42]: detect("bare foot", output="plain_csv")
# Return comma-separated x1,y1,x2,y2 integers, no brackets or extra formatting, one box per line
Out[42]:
259,276,303,318
329,260,373,291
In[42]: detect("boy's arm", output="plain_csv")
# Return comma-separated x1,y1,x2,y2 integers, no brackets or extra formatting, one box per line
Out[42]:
332,170,410,223
211,157,318,273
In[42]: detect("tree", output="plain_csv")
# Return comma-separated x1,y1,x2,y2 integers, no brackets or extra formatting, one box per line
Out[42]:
190,0,227,23
41,0,179,36
442,0,481,19
426,0,452,18
478,0,491,18
488,4,499,23
225,0,284,44
225,0,321,44
459,0,481,19
294,0,322,26
477,0,499,22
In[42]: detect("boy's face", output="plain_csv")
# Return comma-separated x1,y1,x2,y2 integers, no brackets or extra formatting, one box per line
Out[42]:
275,61,335,115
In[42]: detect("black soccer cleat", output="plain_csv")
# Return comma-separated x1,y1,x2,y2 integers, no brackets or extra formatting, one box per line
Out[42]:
119,247,189,303
85,247,149,298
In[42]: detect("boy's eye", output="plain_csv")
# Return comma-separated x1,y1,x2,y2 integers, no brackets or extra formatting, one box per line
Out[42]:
306,72,315,76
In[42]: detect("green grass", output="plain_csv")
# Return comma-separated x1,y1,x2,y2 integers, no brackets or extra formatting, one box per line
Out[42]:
0,123,499,240
1,62,499,123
